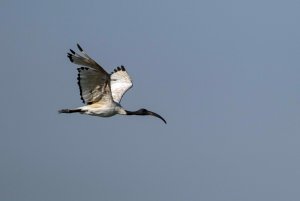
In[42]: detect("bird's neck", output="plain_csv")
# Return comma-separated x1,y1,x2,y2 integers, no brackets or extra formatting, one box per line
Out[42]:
125,110,142,115
125,110,135,115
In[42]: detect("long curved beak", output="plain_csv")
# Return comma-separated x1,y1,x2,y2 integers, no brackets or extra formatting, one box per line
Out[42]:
147,111,167,124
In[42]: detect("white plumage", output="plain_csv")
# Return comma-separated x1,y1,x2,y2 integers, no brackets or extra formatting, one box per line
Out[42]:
59,44,166,124
110,66,133,103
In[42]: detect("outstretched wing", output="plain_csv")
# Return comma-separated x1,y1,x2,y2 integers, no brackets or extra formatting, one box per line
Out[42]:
110,66,133,103
67,44,111,104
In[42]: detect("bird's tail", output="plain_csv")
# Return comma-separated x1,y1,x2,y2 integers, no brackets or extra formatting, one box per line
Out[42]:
58,109,82,113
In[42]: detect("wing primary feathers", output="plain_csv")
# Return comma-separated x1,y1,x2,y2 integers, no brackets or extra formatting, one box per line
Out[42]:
67,44,112,104
75,43,100,63
67,44,108,74
67,53,73,62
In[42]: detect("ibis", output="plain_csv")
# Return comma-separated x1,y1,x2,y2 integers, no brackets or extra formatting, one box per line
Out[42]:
59,44,166,124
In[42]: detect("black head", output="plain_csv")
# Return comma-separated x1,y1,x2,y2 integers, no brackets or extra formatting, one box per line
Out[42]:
126,108,167,124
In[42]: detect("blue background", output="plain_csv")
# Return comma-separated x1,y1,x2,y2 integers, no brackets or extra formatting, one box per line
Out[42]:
1,0,300,200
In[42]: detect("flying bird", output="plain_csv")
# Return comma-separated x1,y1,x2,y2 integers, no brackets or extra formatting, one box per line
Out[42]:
59,44,166,124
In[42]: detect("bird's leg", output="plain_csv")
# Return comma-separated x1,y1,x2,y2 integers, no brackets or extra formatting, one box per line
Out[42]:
58,109,82,113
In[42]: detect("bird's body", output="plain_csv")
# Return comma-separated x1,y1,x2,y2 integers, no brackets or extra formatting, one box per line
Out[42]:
59,44,166,124
78,102,125,117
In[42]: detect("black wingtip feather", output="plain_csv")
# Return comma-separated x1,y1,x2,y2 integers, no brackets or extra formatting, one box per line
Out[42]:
67,53,73,62
77,43,83,52
70,49,75,54
111,66,126,74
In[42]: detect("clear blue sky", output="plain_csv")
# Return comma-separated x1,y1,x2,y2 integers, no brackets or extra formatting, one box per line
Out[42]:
1,0,300,201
